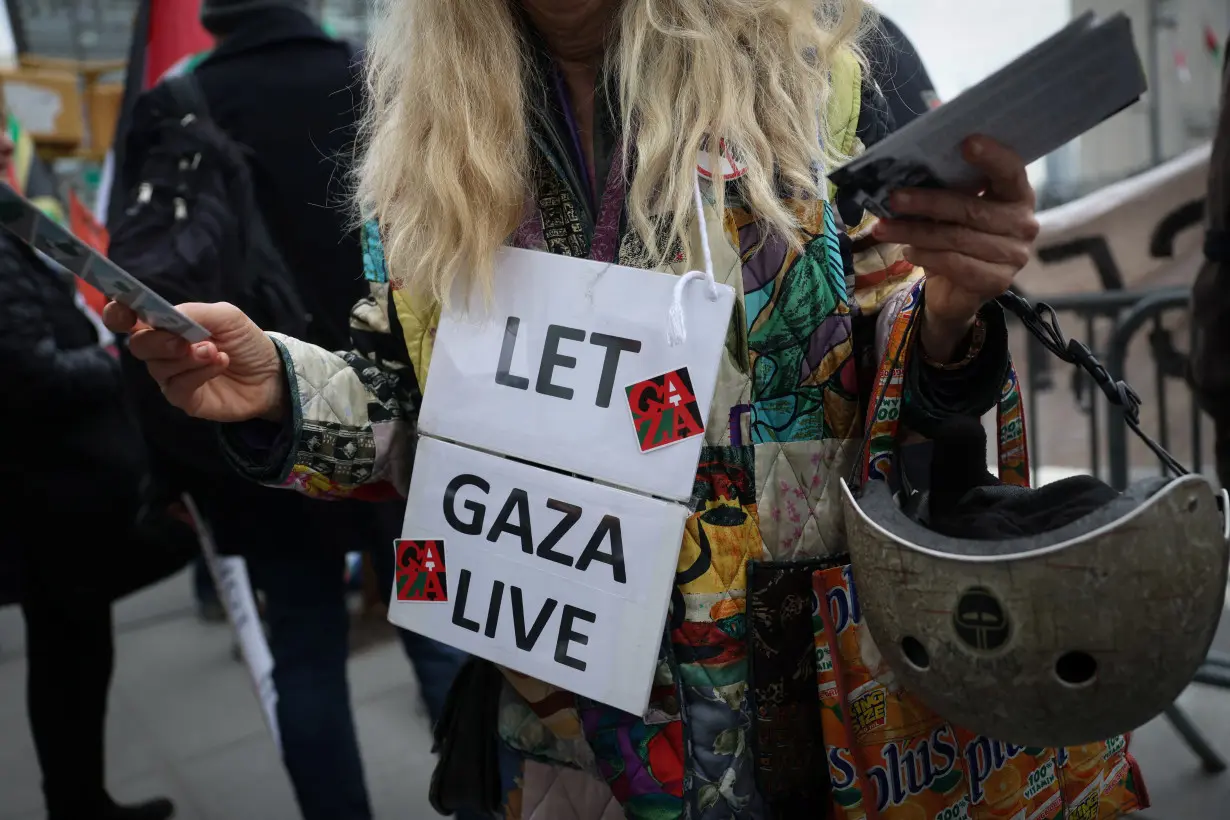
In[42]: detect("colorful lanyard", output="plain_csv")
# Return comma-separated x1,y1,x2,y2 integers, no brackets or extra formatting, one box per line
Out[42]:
861,282,1031,488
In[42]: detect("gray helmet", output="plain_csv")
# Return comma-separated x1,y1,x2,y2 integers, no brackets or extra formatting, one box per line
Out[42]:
840,473,1229,748
840,289,1230,748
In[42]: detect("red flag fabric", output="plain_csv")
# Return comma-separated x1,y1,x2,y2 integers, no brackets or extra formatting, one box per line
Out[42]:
101,0,214,226
145,0,213,87
69,190,112,317
1206,25,1223,60
70,189,109,254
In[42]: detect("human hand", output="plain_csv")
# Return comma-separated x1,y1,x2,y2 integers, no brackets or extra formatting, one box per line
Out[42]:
103,301,286,422
872,135,1039,359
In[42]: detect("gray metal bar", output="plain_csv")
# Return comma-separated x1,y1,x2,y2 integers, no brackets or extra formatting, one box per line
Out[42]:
1192,320,1204,475
1033,288,1168,313
1164,704,1228,774
1154,317,1171,459
1024,332,1043,480
1105,289,1192,489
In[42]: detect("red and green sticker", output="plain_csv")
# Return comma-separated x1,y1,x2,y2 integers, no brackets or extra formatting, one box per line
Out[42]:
625,367,706,453
395,539,448,602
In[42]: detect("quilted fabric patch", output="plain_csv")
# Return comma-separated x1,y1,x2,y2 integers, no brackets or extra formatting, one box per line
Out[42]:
361,218,388,284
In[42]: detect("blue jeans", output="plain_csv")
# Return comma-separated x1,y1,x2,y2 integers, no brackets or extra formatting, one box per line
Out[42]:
251,548,474,820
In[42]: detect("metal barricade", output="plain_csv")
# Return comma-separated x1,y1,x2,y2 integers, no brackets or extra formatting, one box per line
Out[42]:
1103,288,1204,490
1013,285,1207,488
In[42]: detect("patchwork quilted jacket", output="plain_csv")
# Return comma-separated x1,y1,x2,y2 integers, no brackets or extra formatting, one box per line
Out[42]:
226,46,1146,820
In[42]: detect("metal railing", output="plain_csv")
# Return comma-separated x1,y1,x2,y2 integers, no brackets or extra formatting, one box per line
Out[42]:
1012,175,1230,781
1015,284,1203,490
1103,288,1204,490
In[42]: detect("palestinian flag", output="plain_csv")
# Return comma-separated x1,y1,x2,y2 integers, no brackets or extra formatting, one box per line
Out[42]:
6,112,65,224
96,0,213,227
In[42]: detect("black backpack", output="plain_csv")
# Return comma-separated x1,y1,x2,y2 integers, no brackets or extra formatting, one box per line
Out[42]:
108,73,310,338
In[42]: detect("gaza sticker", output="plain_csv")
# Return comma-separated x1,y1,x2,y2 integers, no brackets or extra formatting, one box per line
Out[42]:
395,539,449,602
625,367,705,453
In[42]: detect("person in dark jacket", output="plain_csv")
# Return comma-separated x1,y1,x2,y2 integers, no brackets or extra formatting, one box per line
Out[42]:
0,133,174,818
1192,34,1230,487
867,14,941,129
116,3,470,819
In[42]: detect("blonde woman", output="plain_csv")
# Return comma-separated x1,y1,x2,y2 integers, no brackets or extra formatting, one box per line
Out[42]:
107,1,1138,818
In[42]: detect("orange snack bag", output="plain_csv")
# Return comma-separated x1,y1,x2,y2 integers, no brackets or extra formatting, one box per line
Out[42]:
1055,737,1148,820
812,564,1148,820
814,565,972,820
952,728,1062,820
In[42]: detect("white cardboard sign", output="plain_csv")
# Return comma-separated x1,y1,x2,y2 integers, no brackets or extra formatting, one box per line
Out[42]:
418,247,735,503
183,495,281,749
404,247,732,714
394,435,689,714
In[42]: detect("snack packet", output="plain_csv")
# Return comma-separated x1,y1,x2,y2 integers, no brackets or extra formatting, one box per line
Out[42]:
812,565,1148,820
815,564,973,820
1055,738,1148,820
952,728,1062,820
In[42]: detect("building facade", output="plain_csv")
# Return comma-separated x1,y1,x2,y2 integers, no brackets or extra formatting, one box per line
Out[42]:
6,0,1227,205
1071,0,1227,187
3,0,372,62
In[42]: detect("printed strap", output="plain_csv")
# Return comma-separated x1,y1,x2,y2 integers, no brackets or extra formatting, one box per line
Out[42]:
861,281,1031,488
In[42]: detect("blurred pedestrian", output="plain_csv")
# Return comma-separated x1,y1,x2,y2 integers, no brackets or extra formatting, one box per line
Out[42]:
107,2,470,819
0,126,175,819
1193,31,1230,486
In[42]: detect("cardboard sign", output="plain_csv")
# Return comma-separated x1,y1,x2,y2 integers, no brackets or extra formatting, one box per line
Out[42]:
395,436,689,714
404,247,732,715
183,495,281,749
418,246,735,504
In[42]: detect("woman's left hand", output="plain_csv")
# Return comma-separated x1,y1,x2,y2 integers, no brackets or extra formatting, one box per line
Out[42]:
872,135,1039,358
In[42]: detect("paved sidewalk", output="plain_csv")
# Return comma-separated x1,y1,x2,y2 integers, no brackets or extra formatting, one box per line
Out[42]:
2,569,1229,819
0,571,437,820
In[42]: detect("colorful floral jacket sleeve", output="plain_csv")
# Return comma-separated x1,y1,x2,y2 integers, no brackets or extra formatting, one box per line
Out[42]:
223,238,419,501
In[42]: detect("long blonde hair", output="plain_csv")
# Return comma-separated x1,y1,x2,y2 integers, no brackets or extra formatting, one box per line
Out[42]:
358,0,868,302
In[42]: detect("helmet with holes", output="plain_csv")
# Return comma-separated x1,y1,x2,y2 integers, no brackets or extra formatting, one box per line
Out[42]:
839,415,1229,748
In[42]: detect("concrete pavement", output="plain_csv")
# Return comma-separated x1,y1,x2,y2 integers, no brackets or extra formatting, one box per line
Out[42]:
0,571,437,820
2,569,1229,819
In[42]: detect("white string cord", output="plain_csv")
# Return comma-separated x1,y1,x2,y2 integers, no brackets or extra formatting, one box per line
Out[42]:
666,178,720,346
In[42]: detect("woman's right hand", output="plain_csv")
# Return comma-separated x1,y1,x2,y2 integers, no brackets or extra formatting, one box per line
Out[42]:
103,301,287,423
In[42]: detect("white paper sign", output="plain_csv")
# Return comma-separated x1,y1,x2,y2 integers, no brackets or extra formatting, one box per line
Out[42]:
183,495,281,749
418,247,735,503
404,247,732,714
393,436,688,714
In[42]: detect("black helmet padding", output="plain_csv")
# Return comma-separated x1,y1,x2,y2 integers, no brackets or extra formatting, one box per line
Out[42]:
922,415,1123,540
